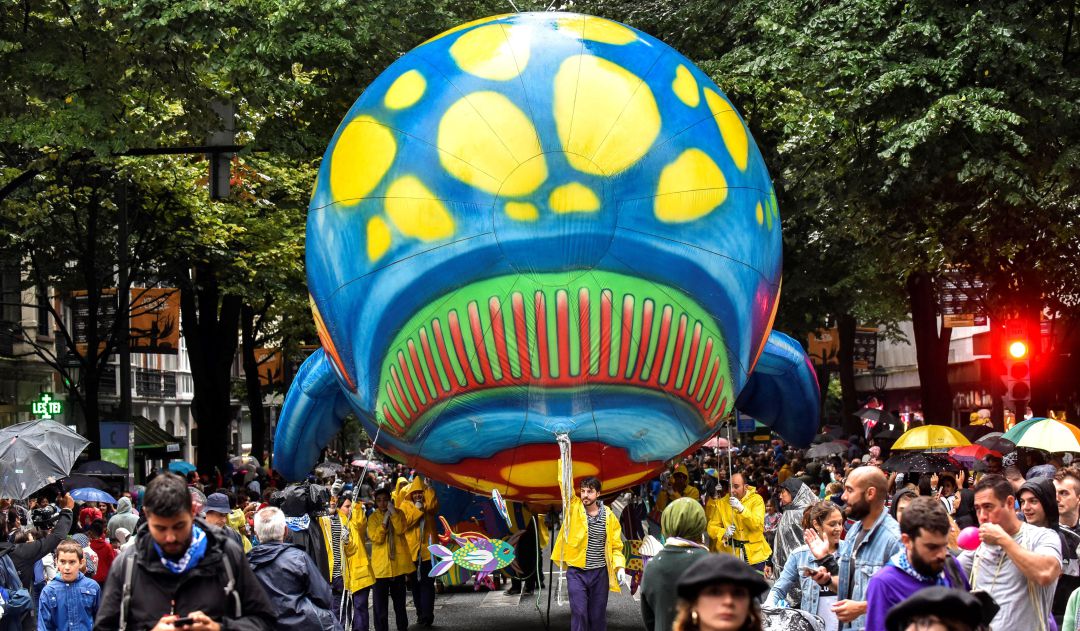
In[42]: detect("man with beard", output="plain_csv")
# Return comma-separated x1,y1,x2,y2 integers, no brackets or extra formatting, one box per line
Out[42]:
1018,477,1078,628
864,497,968,631
809,466,903,631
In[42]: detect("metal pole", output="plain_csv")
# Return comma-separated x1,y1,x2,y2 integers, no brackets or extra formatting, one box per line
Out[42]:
117,180,134,495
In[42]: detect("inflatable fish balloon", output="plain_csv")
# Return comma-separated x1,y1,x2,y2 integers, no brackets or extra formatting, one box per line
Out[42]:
274,12,820,501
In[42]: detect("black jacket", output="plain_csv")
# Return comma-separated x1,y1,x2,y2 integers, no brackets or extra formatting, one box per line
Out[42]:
94,517,274,631
0,507,72,590
247,541,341,630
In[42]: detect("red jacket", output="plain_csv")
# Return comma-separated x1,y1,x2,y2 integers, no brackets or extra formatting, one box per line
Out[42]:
89,536,116,585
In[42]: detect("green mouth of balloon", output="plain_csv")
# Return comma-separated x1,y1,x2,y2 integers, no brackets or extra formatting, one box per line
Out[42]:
375,271,735,433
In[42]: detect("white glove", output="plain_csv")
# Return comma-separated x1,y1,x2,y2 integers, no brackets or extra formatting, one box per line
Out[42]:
414,499,425,510
341,527,350,544
729,497,745,513
724,524,736,539
616,568,628,585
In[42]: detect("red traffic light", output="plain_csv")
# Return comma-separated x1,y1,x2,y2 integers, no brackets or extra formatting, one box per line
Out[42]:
1008,340,1029,359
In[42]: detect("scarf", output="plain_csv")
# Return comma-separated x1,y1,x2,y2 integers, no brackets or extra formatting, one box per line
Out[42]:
664,537,709,549
153,524,207,574
888,549,945,586
285,514,311,532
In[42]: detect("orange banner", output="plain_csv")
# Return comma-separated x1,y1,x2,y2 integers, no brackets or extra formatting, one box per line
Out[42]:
129,288,180,354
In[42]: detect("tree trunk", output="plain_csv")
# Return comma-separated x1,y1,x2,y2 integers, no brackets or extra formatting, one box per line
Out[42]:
180,263,241,474
79,369,102,461
836,312,861,436
241,303,266,460
906,271,954,423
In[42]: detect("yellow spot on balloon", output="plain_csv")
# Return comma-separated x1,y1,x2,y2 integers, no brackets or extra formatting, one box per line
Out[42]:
501,461,599,488
602,470,653,489
438,91,546,195
554,55,660,176
557,15,637,44
384,176,455,241
366,216,391,261
448,473,518,496
421,14,509,45
505,201,539,221
755,201,764,225
549,182,600,214
330,116,396,203
704,89,749,171
450,23,531,81
654,148,728,223
384,70,426,110
672,65,700,107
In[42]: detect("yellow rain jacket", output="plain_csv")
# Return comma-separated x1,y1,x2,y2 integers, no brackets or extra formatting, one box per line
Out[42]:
397,477,440,563
317,509,349,581
727,487,771,565
551,468,625,592
655,466,700,512
344,507,375,592
227,509,253,553
391,477,410,505
367,505,415,579
705,494,735,555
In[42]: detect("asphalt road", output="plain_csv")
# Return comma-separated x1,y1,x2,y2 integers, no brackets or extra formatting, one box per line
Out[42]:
396,581,645,631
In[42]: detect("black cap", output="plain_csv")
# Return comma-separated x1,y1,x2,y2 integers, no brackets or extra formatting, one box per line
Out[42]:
676,553,769,600
885,586,999,631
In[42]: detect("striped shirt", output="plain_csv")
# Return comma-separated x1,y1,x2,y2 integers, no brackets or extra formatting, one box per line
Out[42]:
584,505,607,570
330,513,343,580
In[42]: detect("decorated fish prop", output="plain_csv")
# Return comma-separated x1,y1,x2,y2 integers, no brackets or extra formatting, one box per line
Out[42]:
429,535,515,583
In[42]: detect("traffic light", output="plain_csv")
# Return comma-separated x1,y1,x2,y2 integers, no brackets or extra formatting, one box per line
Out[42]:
1001,319,1031,413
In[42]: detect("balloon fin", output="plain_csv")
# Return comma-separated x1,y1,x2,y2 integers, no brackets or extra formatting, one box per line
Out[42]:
272,349,353,480
734,331,820,448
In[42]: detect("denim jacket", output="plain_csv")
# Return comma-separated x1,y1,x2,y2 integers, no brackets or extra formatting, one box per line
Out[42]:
836,510,903,631
766,545,824,614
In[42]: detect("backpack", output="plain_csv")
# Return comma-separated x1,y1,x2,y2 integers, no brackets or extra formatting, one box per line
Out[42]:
0,555,31,621
117,546,242,631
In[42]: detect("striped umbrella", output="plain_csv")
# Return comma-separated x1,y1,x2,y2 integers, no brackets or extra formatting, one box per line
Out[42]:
1002,417,1080,453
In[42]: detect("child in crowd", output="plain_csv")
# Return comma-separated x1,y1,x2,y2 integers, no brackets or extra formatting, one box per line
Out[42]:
37,540,99,631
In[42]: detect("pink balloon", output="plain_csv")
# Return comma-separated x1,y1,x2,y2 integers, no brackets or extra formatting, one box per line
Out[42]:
957,526,980,550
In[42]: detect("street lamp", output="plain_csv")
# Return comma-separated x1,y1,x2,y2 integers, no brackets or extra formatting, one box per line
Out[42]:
872,366,889,403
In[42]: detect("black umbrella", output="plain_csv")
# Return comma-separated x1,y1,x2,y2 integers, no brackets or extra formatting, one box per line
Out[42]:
857,407,898,425
314,461,343,479
881,452,961,474
0,420,90,500
872,421,904,441
76,460,126,476
960,425,994,442
975,433,1015,454
806,442,847,460
63,474,109,491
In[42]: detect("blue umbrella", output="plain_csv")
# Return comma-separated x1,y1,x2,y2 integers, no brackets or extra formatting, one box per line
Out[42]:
70,487,118,504
168,460,196,475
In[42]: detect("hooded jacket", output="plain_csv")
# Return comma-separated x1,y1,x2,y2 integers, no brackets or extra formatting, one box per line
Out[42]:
366,504,415,579
705,494,735,555
772,480,817,574
727,486,771,565
277,483,331,580
107,498,139,540
94,517,275,631
344,506,375,592
396,477,440,563
1021,477,1080,626
247,541,340,630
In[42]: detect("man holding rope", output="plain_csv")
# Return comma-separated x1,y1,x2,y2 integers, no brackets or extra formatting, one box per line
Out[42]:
726,471,771,572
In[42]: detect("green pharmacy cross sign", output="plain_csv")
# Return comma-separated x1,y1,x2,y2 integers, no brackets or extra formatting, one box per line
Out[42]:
31,392,63,419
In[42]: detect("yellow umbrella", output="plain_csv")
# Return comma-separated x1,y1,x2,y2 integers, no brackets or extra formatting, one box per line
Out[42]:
891,425,971,451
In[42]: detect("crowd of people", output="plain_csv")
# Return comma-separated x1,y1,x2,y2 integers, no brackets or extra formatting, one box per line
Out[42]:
0,433,1076,631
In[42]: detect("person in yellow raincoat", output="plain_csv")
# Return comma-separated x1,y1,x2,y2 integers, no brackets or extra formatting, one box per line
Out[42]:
705,478,736,555
552,464,626,631
316,499,350,611
655,464,700,514
344,498,375,631
367,486,414,631
726,472,771,570
397,477,439,627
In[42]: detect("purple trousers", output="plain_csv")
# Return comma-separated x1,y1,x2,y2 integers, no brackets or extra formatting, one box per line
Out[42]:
566,566,609,631
352,587,370,630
